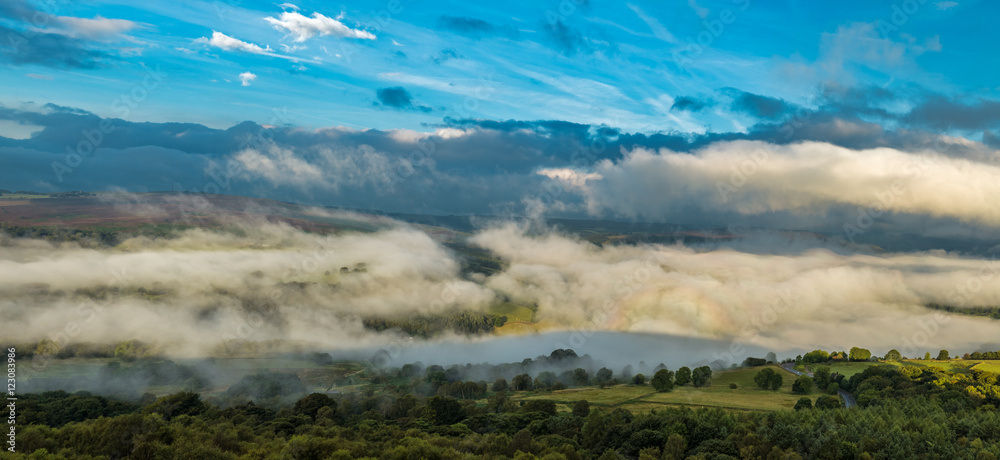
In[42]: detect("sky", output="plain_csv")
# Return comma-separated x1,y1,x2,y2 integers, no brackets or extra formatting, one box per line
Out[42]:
2,0,1000,238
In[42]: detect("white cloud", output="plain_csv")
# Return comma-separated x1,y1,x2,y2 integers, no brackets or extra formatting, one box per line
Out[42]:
687,0,710,18
197,31,272,54
567,140,1000,227
278,2,300,10
626,3,678,43
54,15,140,41
935,1,959,10
194,31,313,62
239,71,257,86
264,11,376,42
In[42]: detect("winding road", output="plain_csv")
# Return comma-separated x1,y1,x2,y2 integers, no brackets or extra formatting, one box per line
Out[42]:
780,363,856,408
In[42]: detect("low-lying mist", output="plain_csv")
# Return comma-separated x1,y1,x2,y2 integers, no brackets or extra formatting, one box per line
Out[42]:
2,200,1000,370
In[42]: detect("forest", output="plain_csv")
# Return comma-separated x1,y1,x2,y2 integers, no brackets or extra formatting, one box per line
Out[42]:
8,348,1000,459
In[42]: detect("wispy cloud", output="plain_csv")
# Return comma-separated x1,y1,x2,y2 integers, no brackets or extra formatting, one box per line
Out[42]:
265,10,375,42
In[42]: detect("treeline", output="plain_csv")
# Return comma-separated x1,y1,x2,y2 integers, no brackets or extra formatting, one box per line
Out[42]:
361,312,509,337
927,302,1000,320
0,222,121,246
13,365,1000,459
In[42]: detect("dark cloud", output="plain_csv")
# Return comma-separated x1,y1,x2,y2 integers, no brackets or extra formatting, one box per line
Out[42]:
432,48,462,64
0,0,38,19
0,24,111,69
437,16,520,40
543,20,586,56
671,96,711,112
2,89,996,223
722,88,796,119
376,87,432,113
903,97,1000,131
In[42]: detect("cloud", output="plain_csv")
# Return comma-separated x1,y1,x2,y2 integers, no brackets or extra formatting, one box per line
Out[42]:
469,225,1000,353
627,3,678,43
264,10,375,42
687,0,710,18
568,140,1000,228
198,31,272,54
437,15,519,40
194,31,310,62
3,99,1000,234
375,87,432,112
55,15,140,41
0,24,111,69
239,71,257,86
543,20,587,55
903,97,1000,131
935,1,959,10
671,96,711,112
723,88,797,119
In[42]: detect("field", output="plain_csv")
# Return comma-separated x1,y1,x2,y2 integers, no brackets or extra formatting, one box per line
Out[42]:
487,301,536,323
515,365,809,412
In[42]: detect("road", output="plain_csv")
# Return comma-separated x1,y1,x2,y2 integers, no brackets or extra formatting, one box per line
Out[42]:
779,363,856,408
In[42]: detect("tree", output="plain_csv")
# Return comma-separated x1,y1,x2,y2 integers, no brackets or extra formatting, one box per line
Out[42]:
674,367,692,386
813,366,832,390
754,368,783,390
827,382,840,395
573,368,589,386
884,349,902,361
572,400,590,418
632,374,646,385
791,375,813,394
511,374,534,391
662,433,687,460
802,350,830,364
427,396,466,424
651,369,674,392
925,352,932,360
765,352,778,363
692,366,712,387
533,371,556,389
815,394,843,409
937,349,950,360
491,378,508,392
794,397,813,410
596,367,614,383
849,347,872,362
292,393,336,419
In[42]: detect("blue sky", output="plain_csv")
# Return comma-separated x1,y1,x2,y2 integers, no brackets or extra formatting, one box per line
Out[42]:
0,0,994,134
4,0,1000,239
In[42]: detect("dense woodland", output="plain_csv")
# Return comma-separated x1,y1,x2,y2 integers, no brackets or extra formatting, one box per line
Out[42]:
8,348,1000,459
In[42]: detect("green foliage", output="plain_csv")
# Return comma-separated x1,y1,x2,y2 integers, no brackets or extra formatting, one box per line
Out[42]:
293,393,337,419
632,374,646,385
792,375,813,394
938,349,950,360
813,366,832,390
651,369,675,392
884,349,902,361
224,372,307,405
572,400,590,418
692,366,712,387
754,368,783,390
826,382,840,395
849,347,872,361
815,394,843,409
361,311,508,337
674,366,692,386
794,397,813,410
802,349,830,364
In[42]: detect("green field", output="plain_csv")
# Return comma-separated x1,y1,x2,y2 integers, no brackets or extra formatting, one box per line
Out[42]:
816,361,882,377
973,362,1000,373
487,301,536,323
516,366,813,412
